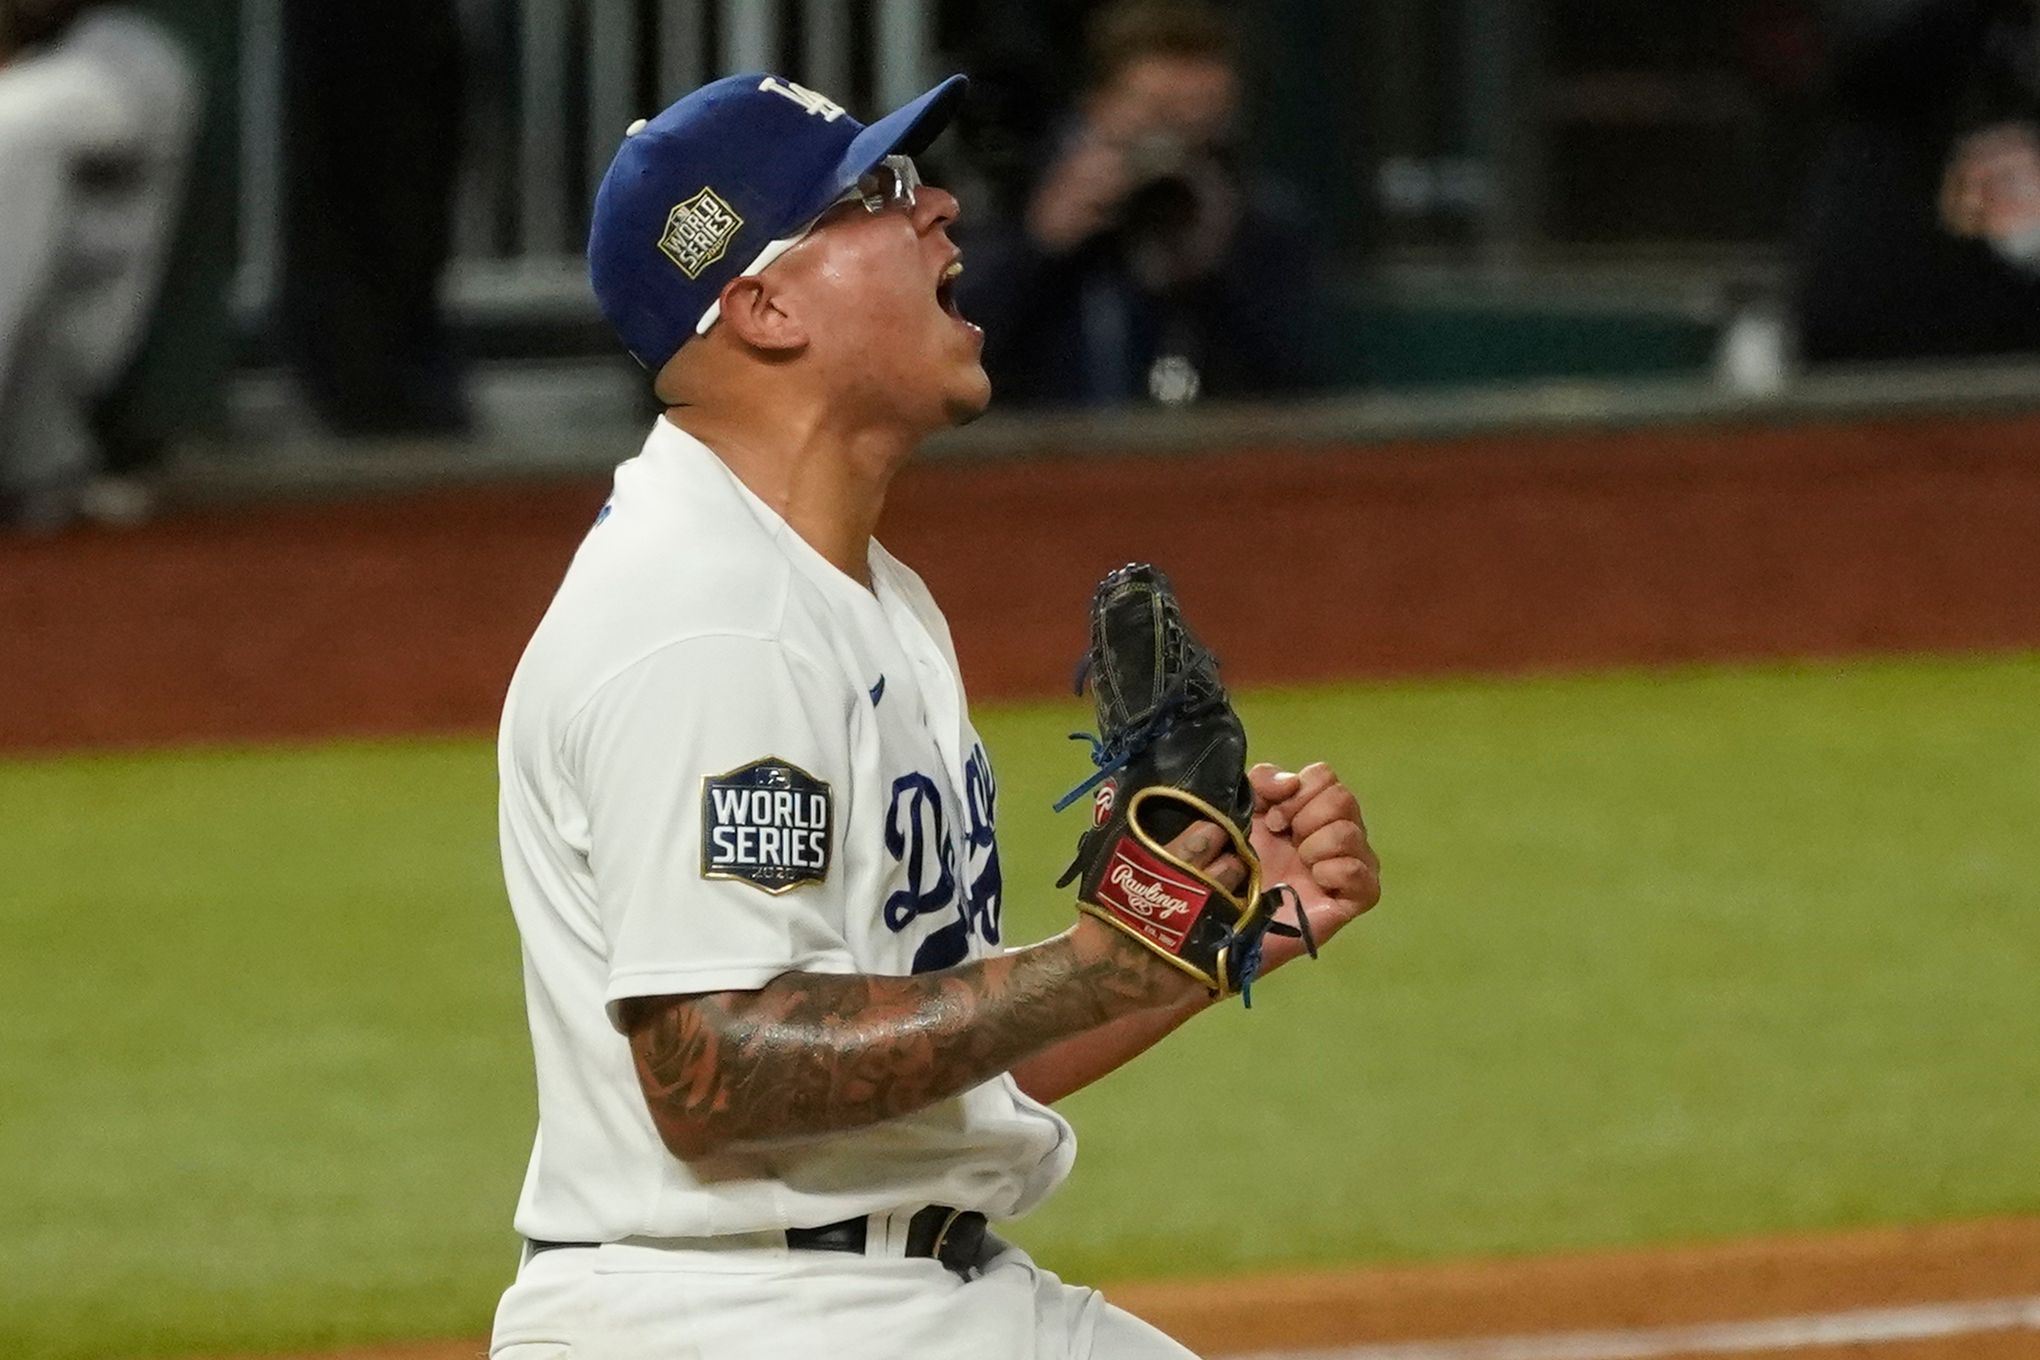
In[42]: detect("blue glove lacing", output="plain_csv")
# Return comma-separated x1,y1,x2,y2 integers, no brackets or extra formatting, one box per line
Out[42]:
1229,884,1318,1008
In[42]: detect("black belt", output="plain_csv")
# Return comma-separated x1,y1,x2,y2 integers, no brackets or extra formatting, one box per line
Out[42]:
788,1205,989,1277
528,1205,990,1280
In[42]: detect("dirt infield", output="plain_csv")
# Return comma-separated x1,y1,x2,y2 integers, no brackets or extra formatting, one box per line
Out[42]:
9,407,2040,753
1108,1217,2040,1356
227,1218,2040,1360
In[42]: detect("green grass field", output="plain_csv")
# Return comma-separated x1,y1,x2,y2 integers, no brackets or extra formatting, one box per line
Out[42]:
5,655,2039,1359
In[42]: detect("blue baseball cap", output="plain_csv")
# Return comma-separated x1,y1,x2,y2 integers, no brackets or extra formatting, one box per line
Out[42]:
589,72,968,372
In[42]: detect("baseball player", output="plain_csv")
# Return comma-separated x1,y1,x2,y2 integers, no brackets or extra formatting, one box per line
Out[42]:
491,72,1379,1360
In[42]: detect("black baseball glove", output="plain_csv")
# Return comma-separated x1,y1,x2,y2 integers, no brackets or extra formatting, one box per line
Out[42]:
1055,563,1312,1001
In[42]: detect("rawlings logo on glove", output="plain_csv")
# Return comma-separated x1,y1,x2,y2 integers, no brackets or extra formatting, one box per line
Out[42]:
1108,858,1197,920
1101,836,1208,950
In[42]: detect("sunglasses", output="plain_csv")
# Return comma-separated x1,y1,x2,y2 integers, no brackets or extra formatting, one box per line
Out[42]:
843,155,922,214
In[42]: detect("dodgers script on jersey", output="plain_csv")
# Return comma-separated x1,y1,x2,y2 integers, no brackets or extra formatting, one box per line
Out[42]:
496,419,1074,1244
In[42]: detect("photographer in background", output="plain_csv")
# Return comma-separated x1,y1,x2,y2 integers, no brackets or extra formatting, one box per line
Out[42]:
1796,0,2040,362
954,0,1324,407
0,0,196,530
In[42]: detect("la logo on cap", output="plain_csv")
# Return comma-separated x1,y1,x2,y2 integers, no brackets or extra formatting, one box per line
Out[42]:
659,187,744,279
759,76,846,121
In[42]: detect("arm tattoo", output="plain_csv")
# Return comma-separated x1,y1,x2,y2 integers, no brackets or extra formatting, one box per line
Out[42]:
622,929,1184,1155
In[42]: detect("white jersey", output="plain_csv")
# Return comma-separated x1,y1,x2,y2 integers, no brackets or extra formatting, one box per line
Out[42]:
497,418,1075,1243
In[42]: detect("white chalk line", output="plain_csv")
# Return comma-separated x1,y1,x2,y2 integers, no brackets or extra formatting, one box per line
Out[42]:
1220,1294,2040,1360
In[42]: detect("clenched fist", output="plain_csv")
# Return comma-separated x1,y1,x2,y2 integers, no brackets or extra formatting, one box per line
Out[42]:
1247,761,1381,974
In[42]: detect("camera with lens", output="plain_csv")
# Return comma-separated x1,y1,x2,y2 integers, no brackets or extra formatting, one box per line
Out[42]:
1117,131,1233,265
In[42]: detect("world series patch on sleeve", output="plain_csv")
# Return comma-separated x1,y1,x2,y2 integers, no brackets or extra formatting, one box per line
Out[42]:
701,757,833,893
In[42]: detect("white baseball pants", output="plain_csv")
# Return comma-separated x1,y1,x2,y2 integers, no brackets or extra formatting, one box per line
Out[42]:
490,1234,1198,1359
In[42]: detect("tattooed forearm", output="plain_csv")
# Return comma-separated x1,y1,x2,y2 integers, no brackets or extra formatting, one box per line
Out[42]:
620,921,1191,1158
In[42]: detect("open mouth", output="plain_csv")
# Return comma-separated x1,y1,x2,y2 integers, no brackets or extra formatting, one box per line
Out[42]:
936,259,967,322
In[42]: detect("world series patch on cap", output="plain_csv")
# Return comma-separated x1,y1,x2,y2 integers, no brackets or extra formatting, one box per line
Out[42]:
589,70,968,372
701,757,833,893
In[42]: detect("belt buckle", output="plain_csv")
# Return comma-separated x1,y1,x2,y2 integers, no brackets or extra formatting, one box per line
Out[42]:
927,1207,986,1281
927,1206,966,1259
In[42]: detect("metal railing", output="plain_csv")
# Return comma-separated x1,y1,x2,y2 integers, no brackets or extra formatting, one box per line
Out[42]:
237,0,937,323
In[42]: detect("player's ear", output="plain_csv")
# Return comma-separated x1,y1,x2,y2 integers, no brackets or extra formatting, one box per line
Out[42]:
716,274,809,354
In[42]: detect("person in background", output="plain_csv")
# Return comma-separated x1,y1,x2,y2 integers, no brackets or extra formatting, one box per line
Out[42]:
0,0,197,530
953,0,1324,407
279,0,471,437
1796,0,2040,362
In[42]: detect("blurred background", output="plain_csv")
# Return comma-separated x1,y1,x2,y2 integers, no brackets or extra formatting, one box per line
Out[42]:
3,4,2039,1360
11,0,2040,508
